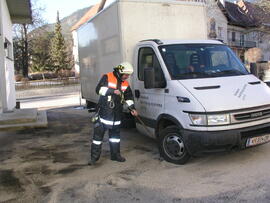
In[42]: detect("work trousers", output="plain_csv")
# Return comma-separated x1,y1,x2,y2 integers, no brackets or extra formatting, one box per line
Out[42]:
90,121,121,161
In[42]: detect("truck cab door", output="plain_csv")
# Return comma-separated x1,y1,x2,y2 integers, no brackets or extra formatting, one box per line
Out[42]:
133,46,166,137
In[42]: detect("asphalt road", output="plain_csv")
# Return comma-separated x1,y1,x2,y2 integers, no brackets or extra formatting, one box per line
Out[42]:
1,94,270,202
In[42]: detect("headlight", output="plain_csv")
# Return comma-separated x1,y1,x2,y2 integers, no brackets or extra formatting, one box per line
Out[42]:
189,113,230,126
207,114,230,125
189,114,207,125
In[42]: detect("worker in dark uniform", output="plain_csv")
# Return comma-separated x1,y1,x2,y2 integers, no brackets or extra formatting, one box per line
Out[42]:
88,62,138,165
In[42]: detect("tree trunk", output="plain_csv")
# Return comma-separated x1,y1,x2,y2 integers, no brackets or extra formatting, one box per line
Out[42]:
22,24,29,78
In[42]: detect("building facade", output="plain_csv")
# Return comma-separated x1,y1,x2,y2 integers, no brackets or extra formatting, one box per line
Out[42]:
207,0,270,63
0,0,32,113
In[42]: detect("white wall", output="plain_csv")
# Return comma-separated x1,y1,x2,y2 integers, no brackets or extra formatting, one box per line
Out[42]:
258,32,270,61
0,0,16,112
72,30,80,76
206,0,228,43
0,0,6,113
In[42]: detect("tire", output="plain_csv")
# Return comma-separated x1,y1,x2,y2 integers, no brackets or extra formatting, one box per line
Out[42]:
159,126,190,164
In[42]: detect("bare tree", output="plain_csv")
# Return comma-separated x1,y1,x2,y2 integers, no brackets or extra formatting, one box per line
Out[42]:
13,0,46,78
255,0,270,12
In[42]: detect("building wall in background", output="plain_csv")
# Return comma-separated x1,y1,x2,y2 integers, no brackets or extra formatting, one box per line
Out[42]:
206,0,228,43
72,30,80,76
0,0,16,112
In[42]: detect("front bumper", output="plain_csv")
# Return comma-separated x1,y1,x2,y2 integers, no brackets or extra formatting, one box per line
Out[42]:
181,122,270,156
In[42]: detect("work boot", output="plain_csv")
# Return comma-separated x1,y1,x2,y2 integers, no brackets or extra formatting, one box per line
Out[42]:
111,153,126,162
110,142,126,162
87,158,96,165
88,143,102,165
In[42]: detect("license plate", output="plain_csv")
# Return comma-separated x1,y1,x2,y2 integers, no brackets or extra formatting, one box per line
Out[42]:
246,134,270,147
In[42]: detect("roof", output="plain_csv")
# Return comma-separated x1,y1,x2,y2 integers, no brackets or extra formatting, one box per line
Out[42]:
245,1,270,27
6,0,32,24
138,39,224,46
71,3,100,31
218,0,269,28
223,1,259,27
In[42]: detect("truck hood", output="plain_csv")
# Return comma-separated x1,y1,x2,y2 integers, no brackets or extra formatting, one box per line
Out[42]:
178,75,270,112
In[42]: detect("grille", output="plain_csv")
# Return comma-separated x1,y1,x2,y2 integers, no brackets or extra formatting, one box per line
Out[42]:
234,108,270,121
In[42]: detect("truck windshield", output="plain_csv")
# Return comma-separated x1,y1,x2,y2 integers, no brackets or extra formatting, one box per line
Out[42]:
159,44,249,80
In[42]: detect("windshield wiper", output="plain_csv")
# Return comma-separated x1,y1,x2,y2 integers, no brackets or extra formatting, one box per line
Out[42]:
180,71,210,76
211,69,245,76
173,71,213,79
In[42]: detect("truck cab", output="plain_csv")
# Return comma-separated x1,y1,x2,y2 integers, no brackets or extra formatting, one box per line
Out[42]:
132,39,270,164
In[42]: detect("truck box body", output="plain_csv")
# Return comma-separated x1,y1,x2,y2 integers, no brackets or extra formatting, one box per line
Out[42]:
78,0,207,103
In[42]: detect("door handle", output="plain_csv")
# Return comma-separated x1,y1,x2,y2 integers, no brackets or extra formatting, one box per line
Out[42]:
135,89,140,98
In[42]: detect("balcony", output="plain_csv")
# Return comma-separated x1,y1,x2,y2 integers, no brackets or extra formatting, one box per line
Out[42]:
228,39,257,48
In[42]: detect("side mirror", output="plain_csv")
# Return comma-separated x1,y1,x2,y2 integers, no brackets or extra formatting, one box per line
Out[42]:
144,67,155,89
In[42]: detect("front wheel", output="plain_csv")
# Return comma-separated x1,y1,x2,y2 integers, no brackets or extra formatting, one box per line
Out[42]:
159,126,190,165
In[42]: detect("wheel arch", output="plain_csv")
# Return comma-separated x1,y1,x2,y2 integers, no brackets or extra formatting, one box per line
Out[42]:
156,114,183,138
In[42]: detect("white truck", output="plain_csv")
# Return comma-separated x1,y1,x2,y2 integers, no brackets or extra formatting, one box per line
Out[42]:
77,0,270,164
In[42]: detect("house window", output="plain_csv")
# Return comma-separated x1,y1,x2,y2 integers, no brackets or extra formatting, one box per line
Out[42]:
259,32,263,43
240,34,245,46
4,38,13,60
232,32,236,41
218,27,223,39
252,32,257,41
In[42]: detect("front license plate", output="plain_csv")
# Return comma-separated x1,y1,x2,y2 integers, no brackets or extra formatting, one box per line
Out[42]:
246,134,270,147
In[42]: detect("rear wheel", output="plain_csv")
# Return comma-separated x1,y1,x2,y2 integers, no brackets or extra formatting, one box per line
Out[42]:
159,126,190,164
86,100,96,112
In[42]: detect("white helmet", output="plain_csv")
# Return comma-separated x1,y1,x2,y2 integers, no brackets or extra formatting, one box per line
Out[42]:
115,62,133,75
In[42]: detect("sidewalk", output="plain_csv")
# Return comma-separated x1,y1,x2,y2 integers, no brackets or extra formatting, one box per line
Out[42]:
19,93,85,110
16,84,85,110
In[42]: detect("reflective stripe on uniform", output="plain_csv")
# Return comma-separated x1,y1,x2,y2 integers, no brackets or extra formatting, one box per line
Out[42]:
108,82,117,88
109,138,120,143
125,100,134,106
121,86,128,91
108,95,112,101
100,118,121,125
99,87,108,96
107,72,129,92
93,140,102,145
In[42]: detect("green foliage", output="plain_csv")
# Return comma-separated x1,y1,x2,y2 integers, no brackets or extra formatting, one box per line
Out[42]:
29,31,54,73
13,37,24,74
50,11,71,75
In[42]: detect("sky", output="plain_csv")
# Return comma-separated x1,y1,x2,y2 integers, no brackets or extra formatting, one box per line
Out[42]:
38,0,256,24
38,0,101,24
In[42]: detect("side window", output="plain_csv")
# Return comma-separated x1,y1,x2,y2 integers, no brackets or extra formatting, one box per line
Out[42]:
138,47,165,82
